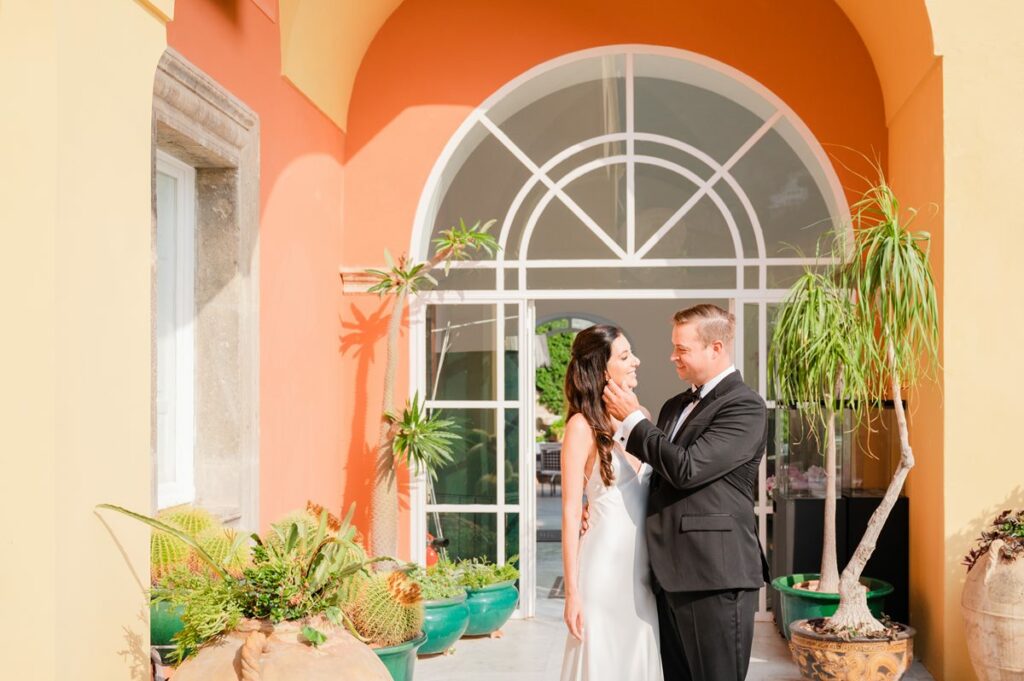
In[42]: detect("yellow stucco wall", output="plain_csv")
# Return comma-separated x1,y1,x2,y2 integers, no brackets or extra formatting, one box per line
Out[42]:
0,0,168,678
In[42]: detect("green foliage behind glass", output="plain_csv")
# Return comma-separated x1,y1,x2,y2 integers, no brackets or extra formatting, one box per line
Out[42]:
535,322,575,415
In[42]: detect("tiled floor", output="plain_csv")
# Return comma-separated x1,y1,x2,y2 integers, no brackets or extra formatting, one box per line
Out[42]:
420,485,935,680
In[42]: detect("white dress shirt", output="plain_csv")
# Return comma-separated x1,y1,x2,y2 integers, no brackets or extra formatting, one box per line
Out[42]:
614,365,737,446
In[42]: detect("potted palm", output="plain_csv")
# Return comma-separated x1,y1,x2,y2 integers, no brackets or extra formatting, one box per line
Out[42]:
778,175,938,679
360,219,498,559
768,268,892,637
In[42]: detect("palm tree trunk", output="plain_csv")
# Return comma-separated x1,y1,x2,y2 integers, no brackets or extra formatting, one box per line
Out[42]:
370,287,407,558
816,406,841,593
829,341,915,632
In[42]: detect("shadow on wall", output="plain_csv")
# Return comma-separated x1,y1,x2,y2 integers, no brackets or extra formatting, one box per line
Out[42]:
338,301,414,538
944,484,1024,664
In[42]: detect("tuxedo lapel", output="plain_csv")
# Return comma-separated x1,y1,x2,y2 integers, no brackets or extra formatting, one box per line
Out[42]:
675,371,745,442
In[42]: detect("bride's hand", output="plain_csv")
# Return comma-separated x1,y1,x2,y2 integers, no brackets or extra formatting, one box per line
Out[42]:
564,593,585,641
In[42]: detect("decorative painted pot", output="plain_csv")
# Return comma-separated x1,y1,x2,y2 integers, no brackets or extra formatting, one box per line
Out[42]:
788,619,915,681
772,573,894,639
171,618,390,681
150,601,185,663
962,539,1024,680
373,632,428,681
419,592,469,656
464,581,519,636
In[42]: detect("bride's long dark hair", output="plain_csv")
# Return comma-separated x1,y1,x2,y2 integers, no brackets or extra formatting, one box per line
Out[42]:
564,324,621,487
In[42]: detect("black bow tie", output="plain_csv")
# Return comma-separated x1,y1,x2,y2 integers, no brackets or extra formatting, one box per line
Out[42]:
683,386,703,404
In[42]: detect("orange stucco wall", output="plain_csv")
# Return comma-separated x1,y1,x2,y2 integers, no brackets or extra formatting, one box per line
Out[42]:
344,0,888,557
168,0,351,531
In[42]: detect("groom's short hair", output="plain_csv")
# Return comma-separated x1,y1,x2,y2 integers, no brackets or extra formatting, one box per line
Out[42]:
673,304,735,347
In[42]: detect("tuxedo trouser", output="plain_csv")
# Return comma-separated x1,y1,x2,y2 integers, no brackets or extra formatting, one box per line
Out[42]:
656,587,759,681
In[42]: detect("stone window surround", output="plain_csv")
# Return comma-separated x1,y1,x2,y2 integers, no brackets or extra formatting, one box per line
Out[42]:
151,48,260,530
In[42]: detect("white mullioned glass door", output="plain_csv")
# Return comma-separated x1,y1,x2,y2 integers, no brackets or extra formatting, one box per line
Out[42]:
410,297,535,616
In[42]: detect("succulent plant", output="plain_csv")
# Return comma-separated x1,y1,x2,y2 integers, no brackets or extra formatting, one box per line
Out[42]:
347,571,424,647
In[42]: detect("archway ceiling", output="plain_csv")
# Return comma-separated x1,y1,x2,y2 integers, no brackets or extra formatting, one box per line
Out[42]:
278,0,937,132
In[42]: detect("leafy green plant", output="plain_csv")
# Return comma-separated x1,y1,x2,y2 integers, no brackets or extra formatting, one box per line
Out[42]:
100,502,388,663
364,218,499,558
457,555,520,590
407,559,465,601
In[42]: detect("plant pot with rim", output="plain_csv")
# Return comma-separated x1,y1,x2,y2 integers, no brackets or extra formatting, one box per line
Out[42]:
373,631,428,681
788,618,916,681
772,573,893,640
961,509,1024,680
407,560,470,655
457,557,520,637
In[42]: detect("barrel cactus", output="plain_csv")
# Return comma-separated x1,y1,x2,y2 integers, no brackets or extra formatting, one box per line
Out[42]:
347,571,424,647
195,527,250,578
157,505,218,536
151,529,192,582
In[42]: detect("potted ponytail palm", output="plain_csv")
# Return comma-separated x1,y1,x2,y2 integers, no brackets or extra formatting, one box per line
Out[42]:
774,176,938,679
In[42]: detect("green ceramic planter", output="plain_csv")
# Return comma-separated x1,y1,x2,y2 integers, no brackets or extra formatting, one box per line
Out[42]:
463,580,519,636
772,573,894,640
419,592,470,656
150,601,185,663
374,632,427,681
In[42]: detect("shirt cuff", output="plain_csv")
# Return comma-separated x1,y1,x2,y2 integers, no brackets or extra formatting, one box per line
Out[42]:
616,410,647,446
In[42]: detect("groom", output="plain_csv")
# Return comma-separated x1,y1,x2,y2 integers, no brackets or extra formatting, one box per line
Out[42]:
603,304,769,681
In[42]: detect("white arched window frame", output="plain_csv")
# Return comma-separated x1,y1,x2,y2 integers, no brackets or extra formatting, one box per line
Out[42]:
407,46,851,620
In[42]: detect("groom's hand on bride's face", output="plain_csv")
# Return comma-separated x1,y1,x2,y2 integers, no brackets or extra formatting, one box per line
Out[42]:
602,378,641,421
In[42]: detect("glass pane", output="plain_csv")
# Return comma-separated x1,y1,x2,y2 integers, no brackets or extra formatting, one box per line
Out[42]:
634,53,770,163
645,193,738,259
432,122,530,262
744,266,759,289
490,55,626,167
427,305,497,401
526,266,736,290
505,409,520,504
430,267,502,292
729,124,833,258
767,265,818,289
633,159,701,249
563,163,628,252
527,198,621,260
432,409,497,505
505,512,521,568
743,304,759,392
429,512,497,563
504,309,519,400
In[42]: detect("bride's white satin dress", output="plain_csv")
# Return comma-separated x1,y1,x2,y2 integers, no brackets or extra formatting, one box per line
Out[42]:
560,443,663,681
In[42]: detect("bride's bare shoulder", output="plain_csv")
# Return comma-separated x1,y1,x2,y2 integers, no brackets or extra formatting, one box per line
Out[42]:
564,413,592,438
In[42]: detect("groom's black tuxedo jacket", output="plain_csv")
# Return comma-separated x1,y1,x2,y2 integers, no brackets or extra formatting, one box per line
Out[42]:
626,370,770,593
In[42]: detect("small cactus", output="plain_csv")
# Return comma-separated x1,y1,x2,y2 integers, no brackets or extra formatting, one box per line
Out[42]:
347,571,424,647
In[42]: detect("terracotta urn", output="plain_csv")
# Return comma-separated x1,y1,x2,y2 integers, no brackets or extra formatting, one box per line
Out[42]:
962,539,1024,680
171,618,391,681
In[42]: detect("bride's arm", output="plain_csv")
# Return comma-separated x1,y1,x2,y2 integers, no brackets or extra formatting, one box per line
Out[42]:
560,413,593,641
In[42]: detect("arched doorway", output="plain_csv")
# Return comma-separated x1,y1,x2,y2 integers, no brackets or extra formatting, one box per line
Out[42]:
407,45,850,619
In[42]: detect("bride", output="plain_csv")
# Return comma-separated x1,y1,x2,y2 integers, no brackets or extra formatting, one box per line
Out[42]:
559,324,663,681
